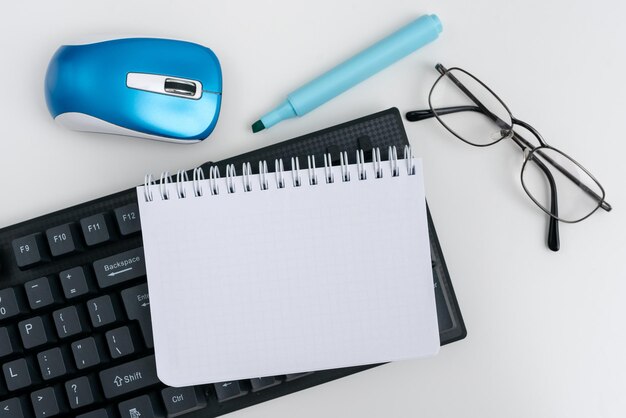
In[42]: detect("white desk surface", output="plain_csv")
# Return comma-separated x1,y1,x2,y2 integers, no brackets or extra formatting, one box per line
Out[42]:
1,1,625,417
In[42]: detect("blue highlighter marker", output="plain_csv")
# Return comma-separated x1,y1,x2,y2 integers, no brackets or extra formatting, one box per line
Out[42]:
252,14,443,133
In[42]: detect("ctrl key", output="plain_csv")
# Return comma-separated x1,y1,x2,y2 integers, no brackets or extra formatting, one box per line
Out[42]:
161,387,206,417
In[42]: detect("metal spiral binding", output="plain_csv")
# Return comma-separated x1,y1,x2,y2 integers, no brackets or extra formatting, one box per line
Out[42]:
291,157,301,187
323,153,334,184
340,151,350,182
193,167,205,197
275,159,285,189
242,162,253,192
356,149,367,180
209,166,220,195
404,145,416,175
144,146,416,202
144,174,155,202
307,155,318,185
388,146,399,177
159,172,171,200
259,160,269,190
225,164,236,194
372,148,383,178
176,170,189,198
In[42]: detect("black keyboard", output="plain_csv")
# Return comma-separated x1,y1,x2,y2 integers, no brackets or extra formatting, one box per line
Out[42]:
0,108,466,418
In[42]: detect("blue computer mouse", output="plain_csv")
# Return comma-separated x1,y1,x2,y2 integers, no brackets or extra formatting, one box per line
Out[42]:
45,38,222,143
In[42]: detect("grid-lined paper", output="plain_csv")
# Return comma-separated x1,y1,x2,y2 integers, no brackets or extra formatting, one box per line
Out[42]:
137,159,439,386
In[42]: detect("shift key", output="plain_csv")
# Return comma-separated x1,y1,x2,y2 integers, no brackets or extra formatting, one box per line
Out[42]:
99,355,159,399
93,247,146,288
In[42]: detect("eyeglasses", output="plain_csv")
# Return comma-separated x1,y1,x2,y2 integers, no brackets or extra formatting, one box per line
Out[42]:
406,64,611,252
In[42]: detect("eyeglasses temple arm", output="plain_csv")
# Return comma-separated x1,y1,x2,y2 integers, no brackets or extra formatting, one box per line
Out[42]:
406,106,483,122
542,160,561,252
520,145,561,251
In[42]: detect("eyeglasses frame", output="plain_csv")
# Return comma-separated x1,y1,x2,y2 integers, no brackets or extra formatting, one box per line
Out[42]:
406,64,611,251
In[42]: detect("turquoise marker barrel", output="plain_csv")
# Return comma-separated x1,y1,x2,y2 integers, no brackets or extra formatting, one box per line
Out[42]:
252,14,442,132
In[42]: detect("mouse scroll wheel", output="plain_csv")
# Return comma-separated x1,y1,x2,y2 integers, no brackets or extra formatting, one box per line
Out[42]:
164,79,197,96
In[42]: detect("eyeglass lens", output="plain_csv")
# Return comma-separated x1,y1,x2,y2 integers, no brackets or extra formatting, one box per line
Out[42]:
429,69,512,146
521,147,605,223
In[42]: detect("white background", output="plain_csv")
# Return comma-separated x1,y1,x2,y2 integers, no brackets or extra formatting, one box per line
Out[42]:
1,1,625,417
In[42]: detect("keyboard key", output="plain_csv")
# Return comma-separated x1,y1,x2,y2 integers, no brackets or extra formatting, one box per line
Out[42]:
24,277,55,310
37,347,67,380
80,213,113,246
0,327,17,358
161,386,206,417
114,203,141,236
285,372,313,381
87,295,117,328
65,376,95,409
250,376,280,392
0,288,21,321
59,266,90,299
105,326,135,359
121,283,153,348
93,247,146,288
118,395,156,418
18,316,52,349
214,381,247,402
52,306,83,338
77,409,110,418
11,233,48,268
71,337,101,370
31,387,60,417
99,355,159,399
45,223,80,257
0,397,26,418
2,358,32,391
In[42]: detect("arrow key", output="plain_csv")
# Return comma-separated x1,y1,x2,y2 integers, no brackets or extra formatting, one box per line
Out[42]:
214,381,247,402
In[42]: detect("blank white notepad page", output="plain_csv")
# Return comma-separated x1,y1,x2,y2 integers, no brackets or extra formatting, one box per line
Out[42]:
137,159,439,386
